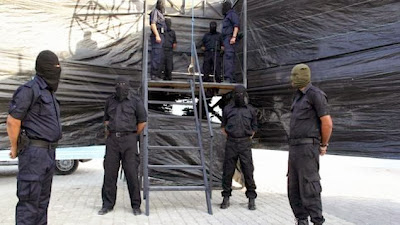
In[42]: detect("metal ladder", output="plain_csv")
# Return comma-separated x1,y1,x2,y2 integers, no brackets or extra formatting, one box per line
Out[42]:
142,78,212,216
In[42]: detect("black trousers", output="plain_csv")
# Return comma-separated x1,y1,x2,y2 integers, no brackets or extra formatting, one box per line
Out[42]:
162,49,173,80
203,50,221,82
102,134,141,209
16,146,56,225
151,48,164,78
221,138,257,199
288,143,325,224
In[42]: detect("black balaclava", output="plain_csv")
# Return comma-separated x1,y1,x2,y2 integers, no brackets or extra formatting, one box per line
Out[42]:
222,1,232,16
115,76,130,101
210,21,217,34
233,85,248,107
35,50,61,92
156,0,165,14
165,18,172,31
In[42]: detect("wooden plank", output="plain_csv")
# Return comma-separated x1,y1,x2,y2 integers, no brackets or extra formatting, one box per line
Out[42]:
148,80,239,95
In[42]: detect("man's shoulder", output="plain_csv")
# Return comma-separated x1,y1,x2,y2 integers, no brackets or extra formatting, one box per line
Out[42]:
308,85,327,97
246,104,256,111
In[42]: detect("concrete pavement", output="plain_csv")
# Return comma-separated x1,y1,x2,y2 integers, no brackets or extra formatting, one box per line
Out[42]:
0,149,399,225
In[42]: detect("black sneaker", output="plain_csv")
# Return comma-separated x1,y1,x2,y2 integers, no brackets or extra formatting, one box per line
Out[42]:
98,207,112,215
248,198,256,210
220,196,230,209
133,208,142,216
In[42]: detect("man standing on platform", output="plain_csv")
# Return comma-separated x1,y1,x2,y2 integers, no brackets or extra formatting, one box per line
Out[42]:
98,76,147,216
287,64,333,225
221,1,240,83
162,18,177,80
201,21,223,82
220,85,258,210
150,0,167,80
7,50,62,224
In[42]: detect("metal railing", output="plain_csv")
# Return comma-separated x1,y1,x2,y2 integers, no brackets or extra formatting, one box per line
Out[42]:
191,41,215,197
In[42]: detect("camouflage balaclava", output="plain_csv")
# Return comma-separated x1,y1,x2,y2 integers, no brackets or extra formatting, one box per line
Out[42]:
35,50,61,92
290,64,311,88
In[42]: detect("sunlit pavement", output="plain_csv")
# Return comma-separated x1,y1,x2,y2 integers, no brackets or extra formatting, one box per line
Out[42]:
0,149,399,225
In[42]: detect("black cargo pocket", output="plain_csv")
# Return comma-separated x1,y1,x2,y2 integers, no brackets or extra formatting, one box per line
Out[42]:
17,180,39,201
304,173,322,198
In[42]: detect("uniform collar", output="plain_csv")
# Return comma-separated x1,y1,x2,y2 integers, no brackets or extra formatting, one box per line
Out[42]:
299,83,312,95
35,75,49,90
112,92,132,100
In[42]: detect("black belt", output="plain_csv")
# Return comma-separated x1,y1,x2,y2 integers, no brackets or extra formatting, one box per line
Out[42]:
227,136,251,142
289,138,319,146
29,139,58,149
110,132,135,138
206,49,220,52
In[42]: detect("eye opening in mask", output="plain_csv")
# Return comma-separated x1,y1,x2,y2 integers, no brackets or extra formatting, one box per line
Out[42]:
116,82,127,86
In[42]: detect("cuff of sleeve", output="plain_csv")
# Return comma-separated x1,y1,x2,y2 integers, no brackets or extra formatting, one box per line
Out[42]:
8,111,25,120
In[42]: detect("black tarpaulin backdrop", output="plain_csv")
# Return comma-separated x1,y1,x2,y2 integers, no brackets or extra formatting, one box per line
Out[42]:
0,0,399,186
235,0,400,159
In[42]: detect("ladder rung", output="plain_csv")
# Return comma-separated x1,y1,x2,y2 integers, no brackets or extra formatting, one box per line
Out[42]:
148,146,200,151
149,186,206,191
148,165,203,170
148,100,193,105
148,129,197,133
148,114,195,119
148,87,191,93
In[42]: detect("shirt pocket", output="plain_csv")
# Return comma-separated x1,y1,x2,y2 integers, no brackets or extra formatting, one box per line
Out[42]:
242,111,253,131
39,95,54,116
122,105,136,123
107,104,117,120
226,112,237,130
297,105,313,120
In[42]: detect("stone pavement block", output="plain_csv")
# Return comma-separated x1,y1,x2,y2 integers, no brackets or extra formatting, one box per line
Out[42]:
1,150,400,225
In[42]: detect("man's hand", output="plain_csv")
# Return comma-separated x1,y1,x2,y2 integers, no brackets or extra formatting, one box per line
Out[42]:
9,146,18,159
156,36,162,43
230,37,236,45
319,146,327,156
221,128,227,136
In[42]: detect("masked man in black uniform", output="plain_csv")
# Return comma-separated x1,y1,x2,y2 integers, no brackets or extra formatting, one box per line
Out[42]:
150,0,167,80
98,76,147,216
288,64,333,225
201,21,223,82
220,85,258,210
7,50,62,225
162,18,177,80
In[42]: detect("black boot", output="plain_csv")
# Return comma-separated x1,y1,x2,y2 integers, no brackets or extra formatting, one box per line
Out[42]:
248,198,256,210
296,219,309,225
220,196,230,209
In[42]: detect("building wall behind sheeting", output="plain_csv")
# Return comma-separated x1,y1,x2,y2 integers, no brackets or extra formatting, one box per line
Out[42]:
240,0,400,158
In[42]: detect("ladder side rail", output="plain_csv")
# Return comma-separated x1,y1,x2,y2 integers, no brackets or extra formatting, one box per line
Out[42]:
141,0,150,216
192,42,215,196
189,79,213,215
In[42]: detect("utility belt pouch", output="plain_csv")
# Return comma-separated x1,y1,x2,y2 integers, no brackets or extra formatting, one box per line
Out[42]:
17,131,30,153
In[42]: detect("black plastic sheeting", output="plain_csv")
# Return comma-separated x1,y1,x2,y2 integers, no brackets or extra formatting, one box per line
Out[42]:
236,0,400,159
0,0,398,178
0,0,228,185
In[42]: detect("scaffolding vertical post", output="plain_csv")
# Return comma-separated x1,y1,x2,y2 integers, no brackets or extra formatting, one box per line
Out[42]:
141,0,150,216
243,0,247,88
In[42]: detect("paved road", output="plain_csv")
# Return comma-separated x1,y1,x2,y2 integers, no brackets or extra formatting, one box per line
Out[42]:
0,150,399,225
